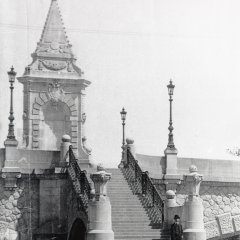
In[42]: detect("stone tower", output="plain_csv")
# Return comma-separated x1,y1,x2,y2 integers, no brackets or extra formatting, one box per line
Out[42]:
17,0,91,165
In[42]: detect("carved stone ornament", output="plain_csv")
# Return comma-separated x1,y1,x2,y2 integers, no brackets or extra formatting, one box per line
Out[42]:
90,167,111,200
48,81,65,102
217,213,234,235
42,60,67,71
36,43,72,55
184,165,203,197
1,172,21,190
233,215,240,232
205,220,220,239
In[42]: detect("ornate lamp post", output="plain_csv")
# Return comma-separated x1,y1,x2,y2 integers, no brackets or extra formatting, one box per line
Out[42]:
4,67,17,146
6,66,17,142
167,80,175,149
120,108,127,148
120,108,127,164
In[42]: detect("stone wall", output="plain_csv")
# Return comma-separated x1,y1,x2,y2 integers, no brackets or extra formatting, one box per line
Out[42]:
157,181,240,239
0,175,83,240
0,177,39,239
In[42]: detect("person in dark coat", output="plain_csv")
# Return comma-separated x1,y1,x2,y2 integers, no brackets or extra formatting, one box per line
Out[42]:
170,215,183,240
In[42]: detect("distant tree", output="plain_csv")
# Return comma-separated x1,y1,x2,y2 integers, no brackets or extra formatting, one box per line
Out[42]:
227,147,240,156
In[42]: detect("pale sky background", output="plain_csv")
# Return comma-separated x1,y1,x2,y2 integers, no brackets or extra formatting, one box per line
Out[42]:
1,0,240,167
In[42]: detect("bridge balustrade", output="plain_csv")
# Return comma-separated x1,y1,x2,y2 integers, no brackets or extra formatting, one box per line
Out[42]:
122,147,164,226
67,146,91,213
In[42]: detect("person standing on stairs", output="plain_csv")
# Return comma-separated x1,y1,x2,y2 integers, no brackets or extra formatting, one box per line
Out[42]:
170,215,183,240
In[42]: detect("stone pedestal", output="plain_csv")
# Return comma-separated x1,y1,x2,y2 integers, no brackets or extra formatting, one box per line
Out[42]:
183,165,206,240
2,139,21,190
87,165,114,240
164,147,178,175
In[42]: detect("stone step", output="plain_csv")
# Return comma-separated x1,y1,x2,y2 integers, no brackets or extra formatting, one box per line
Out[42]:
89,168,170,240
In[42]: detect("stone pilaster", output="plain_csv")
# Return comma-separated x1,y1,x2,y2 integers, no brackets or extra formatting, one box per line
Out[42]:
87,165,114,240
183,165,206,240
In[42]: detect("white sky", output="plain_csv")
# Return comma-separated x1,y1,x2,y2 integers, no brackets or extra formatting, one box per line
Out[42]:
1,0,240,167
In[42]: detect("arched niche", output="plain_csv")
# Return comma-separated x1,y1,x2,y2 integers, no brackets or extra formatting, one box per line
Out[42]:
39,101,71,150
68,218,86,240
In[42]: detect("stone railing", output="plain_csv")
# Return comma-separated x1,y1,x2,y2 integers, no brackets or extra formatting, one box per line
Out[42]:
122,147,164,226
68,146,91,213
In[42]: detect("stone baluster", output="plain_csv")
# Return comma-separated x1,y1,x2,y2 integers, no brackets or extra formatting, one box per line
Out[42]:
87,164,114,240
60,135,71,166
183,165,206,240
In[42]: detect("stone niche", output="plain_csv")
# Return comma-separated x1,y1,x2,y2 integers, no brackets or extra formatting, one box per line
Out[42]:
39,100,72,150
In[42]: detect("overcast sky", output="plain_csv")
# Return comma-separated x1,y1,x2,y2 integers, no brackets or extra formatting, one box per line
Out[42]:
1,0,240,167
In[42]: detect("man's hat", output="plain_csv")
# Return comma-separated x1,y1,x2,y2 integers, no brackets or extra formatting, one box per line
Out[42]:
174,215,180,220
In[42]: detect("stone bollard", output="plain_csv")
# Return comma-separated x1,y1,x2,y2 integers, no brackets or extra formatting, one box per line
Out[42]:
166,190,177,208
165,190,184,229
87,164,114,240
119,137,135,168
183,165,206,240
60,135,71,166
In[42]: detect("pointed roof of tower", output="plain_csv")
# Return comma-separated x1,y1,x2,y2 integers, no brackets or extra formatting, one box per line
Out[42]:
18,0,90,86
40,0,68,45
32,0,74,60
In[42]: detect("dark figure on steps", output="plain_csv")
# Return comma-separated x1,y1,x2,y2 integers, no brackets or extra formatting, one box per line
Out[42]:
170,215,183,240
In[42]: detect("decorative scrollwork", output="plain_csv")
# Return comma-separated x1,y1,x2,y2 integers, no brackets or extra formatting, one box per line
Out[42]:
42,60,67,71
48,81,65,102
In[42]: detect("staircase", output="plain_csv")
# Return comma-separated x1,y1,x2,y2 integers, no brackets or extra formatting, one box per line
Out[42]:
107,168,170,240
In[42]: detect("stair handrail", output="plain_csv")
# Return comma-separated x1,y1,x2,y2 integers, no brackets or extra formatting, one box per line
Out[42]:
68,145,91,213
126,147,164,223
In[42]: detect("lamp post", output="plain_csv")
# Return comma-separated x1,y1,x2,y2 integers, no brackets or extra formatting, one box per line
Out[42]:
6,66,17,141
120,108,127,164
120,108,127,148
167,80,175,149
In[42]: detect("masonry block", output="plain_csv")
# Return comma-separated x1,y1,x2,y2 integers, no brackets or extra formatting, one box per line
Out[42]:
40,93,49,103
33,125,39,131
71,126,77,132
33,103,41,110
33,130,39,136
32,109,40,115
71,121,78,126
66,98,75,107
32,119,40,125
71,132,78,137
70,105,77,112
35,97,44,106
71,137,78,143
32,142,39,148
32,137,39,142
71,111,78,116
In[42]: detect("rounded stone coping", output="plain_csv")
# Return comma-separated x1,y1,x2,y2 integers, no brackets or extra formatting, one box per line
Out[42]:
189,164,198,173
62,134,71,142
166,190,175,199
126,138,134,144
